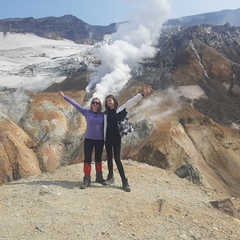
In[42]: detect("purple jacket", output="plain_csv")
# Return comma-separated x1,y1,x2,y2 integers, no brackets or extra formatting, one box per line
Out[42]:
64,96,104,140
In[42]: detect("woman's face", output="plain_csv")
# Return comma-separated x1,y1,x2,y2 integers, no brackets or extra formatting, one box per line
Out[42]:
106,97,115,109
91,98,101,112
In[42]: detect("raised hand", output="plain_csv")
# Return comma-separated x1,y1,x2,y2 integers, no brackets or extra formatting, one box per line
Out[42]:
142,86,152,96
59,91,65,98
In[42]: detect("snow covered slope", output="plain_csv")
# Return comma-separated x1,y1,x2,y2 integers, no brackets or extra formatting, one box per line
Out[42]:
0,32,93,91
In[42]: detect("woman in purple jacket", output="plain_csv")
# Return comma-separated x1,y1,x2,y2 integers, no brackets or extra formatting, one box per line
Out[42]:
59,91,106,189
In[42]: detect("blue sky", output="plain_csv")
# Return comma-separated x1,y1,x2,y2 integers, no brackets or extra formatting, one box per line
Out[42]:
0,0,240,25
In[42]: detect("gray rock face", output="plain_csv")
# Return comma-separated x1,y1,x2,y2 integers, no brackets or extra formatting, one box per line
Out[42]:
134,24,240,126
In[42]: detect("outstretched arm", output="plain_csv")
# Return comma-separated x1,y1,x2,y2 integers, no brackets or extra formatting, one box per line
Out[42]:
119,85,153,112
59,91,87,115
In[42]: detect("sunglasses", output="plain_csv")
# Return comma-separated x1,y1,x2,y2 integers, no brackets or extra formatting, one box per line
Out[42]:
91,102,100,105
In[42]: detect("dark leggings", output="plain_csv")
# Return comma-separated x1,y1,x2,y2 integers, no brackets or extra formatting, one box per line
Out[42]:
105,137,126,181
84,138,104,164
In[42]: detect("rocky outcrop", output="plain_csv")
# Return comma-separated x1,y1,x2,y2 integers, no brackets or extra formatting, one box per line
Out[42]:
21,91,87,171
116,83,240,197
0,118,41,184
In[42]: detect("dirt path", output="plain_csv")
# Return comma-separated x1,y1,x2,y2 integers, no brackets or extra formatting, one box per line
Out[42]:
1,160,240,240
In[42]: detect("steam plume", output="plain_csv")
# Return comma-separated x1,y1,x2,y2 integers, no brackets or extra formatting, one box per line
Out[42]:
86,0,170,100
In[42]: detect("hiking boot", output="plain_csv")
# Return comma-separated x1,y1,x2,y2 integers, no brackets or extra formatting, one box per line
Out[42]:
122,178,131,192
80,176,91,189
95,173,107,185
105,174,114,184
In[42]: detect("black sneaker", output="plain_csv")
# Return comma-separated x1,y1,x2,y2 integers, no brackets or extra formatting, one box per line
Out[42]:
105,174,114,184
122,178,131,192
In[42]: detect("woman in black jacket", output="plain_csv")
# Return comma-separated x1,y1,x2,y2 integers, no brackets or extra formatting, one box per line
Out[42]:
104,86,152,192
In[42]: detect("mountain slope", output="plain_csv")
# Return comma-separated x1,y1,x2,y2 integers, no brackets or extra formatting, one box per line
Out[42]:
165,8,240,26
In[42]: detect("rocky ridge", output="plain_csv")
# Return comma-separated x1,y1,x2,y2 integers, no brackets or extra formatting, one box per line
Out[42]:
0,15,117,44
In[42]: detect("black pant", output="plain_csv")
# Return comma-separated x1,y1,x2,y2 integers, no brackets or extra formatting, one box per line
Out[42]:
84,138,104,164
105,137,126,181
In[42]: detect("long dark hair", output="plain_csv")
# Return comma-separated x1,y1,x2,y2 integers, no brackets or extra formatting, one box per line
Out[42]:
104,94,119,113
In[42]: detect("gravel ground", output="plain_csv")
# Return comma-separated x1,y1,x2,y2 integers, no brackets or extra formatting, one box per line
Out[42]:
0,160,240,240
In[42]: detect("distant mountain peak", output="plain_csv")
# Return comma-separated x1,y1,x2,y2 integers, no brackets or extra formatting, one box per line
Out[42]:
165,8,240,26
